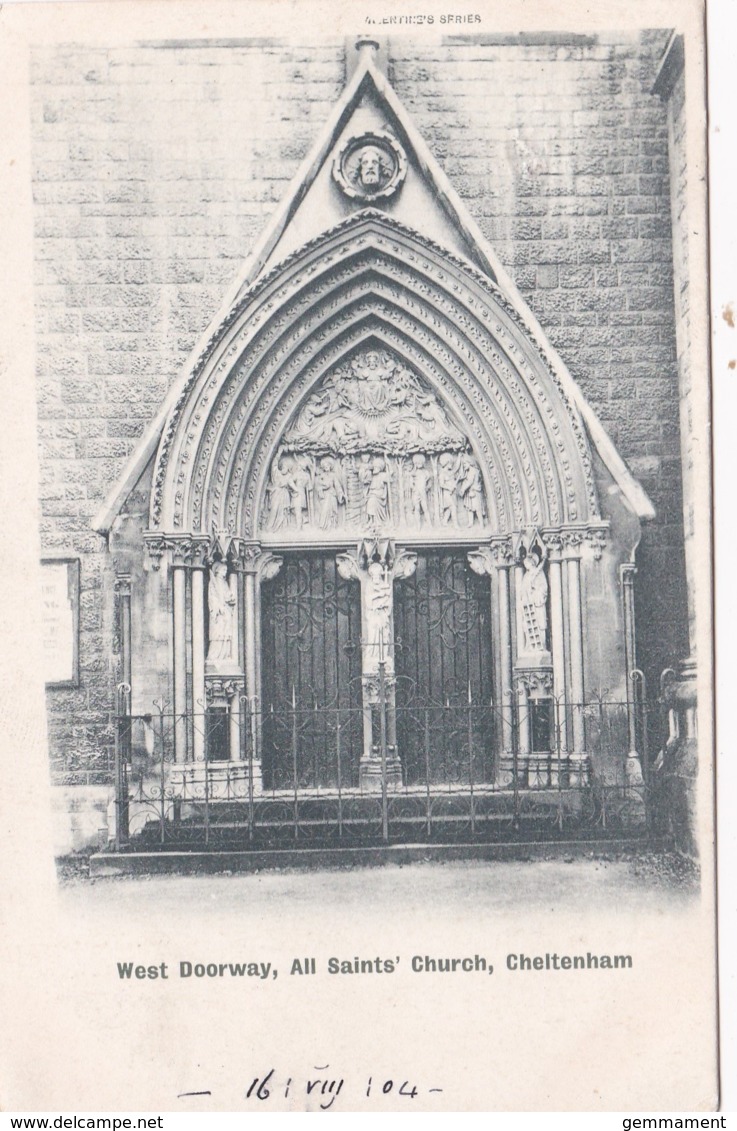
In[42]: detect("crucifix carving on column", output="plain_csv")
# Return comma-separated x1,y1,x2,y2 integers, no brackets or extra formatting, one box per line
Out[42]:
336,539,417,789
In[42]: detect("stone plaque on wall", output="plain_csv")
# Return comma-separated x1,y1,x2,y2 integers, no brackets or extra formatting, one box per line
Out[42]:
40,559,79,687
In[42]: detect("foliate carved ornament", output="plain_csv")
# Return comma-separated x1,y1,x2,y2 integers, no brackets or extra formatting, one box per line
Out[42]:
362,671,397,704
113,573,132,596
257,553,283,583
516,669,554,699
143,534,175,571
142,534,200,570
392,547,418,583
233,540,262,572
227,540,284,584
467,537,514,576
583,525,609,561
553,524,609,559
205,676,245,704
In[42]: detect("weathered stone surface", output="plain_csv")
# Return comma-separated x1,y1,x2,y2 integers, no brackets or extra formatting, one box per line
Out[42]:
31,32,687,773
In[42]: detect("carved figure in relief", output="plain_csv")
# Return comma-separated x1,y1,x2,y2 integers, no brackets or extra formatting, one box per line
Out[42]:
290,456,314,526
296,393,327,436
356,452,373,500
355,145,393,191
314,456,345,529
460,454,485,526
265,453,294,530
207,561,236,663
365,456,391,526
351,350,393,414
519,543,549,652
408,454,433,526
260,350,491,536
365,560,392,661
438,452,461,525
415,392,451,436
390,363,422,407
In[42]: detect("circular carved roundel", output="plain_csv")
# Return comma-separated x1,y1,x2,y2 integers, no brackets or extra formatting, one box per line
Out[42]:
332,131,408,201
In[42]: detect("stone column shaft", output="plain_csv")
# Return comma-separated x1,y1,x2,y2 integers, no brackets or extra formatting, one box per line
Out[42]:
548,557,568,753
497,566,514,754
229,690,241,762
620,563,638,755
115,575,132,693
191,567,206,762
517,681,531,757
172,565,188,763
244,572,258,705
566,556,585,754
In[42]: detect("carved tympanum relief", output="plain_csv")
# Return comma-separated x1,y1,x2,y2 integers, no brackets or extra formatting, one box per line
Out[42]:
261,348,489,537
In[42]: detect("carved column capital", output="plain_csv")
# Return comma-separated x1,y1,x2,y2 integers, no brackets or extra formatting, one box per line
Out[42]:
188,537,211,569
548,524,609,560
620,561,637,587
233,540,283,581
206,675,246,704
143,533,209,569
113,573,132,596
143,533,176,571
234,539,262,572
468,538,513,576
515,668,554,699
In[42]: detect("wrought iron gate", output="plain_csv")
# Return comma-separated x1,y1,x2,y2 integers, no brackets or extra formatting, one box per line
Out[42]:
394,549,494,785
260,552,363,789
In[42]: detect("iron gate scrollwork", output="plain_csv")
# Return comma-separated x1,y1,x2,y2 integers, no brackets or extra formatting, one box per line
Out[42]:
260,552,363,790
393,549,495,786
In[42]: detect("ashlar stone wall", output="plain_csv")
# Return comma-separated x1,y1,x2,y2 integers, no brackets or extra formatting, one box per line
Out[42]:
31,31,687,774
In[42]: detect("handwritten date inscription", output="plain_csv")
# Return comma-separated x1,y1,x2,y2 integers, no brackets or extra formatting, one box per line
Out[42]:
245,1067,442,1110
179,1067,443,1110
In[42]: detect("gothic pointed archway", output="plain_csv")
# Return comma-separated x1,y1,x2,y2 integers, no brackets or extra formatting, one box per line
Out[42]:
98,47,654,827
149,210,600,541
132,209,633,791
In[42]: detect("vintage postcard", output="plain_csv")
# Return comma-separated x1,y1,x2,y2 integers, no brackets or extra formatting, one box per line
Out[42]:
0,0,720,1113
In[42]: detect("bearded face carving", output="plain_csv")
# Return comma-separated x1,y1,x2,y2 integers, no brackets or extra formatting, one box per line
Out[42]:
332,131,407,201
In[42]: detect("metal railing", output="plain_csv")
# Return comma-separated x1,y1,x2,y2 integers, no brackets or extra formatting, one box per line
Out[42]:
109,678,662,852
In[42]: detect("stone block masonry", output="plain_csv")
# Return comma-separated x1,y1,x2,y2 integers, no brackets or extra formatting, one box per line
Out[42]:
31,31,687,774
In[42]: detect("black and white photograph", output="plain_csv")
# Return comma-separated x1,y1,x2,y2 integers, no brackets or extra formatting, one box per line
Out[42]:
0,0,722,1114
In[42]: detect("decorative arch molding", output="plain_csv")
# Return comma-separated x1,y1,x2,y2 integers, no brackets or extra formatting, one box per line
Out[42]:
149,210,601,541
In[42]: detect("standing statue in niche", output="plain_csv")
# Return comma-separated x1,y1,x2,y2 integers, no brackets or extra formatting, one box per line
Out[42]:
207,560,237,664
519,543,549,652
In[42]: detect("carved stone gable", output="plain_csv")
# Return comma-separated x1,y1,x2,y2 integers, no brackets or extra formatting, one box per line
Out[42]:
261,347,489,538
